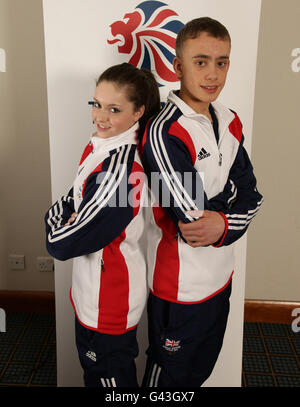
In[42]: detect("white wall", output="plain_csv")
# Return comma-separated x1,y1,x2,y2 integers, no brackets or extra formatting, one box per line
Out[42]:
0,0,53,292
246,0,300,302
42,0,261,387
0,0,12,290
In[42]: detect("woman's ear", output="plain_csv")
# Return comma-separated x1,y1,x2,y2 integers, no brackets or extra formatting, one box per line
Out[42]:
135,105,145,121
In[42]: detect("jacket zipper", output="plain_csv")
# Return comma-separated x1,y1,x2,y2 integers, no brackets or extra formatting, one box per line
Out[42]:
207,120,223,168
101,258,106,273
218,152,223,166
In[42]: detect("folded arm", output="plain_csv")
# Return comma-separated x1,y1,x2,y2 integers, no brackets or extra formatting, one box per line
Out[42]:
45,146,143,260
143,116,262,247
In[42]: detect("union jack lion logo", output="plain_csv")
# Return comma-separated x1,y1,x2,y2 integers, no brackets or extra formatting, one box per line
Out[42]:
107,1,184,86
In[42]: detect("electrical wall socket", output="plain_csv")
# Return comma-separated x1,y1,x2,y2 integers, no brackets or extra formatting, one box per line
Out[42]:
37,257,54,272
9,255,25,270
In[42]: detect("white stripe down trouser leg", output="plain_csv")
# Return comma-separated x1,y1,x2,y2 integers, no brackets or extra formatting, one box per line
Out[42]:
100,377,117,387
148,363,161,387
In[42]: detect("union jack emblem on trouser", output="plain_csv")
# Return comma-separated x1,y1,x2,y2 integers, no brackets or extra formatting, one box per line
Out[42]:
142,284,232,387
163,338,181,352
107,1,184,87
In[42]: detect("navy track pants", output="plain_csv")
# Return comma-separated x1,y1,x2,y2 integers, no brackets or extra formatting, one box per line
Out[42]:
75,317,139,387
142,281,232,387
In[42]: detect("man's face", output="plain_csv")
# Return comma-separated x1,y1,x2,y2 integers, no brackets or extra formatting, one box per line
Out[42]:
173,32,231,114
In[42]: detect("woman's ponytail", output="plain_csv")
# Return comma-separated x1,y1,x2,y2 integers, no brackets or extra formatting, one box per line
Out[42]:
138,68,161,140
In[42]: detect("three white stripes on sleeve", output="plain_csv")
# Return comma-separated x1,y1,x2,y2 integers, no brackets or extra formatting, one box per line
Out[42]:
226,179,263,231
47,145,130,242
149,103,199,222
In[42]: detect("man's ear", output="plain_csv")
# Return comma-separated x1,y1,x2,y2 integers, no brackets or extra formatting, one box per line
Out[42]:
173,56,183,79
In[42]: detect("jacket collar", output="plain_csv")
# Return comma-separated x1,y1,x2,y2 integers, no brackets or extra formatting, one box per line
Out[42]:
167,90,235,131
90,122,139,154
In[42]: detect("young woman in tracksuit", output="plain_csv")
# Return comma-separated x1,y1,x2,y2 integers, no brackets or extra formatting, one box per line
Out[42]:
141,18,263,387
45,63,160,387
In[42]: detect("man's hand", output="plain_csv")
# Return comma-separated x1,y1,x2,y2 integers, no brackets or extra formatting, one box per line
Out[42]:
178,210,226,248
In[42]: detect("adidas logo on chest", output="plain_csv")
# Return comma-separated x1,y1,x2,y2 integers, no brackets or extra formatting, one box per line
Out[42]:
197,148,211,160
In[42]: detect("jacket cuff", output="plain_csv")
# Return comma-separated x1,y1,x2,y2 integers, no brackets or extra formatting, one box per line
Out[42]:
212,212,228,247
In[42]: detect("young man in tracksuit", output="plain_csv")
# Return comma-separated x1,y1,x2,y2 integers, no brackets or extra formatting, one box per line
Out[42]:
141,17,263,387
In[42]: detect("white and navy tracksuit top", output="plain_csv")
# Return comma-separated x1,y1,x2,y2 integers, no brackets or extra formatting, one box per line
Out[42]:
45,123,148,335
141,91,263,304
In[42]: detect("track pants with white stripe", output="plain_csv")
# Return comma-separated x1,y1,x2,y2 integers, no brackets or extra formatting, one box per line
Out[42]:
75,317,139,387
142,282,232,387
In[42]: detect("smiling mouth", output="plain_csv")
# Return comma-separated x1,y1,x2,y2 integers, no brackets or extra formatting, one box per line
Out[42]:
201,85,218,89
97,124,110,130
201,85,219,94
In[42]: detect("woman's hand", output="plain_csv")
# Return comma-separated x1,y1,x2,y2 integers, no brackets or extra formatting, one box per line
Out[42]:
66,212,78,226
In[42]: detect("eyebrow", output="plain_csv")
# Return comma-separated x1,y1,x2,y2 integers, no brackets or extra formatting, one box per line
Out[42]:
192,54,229,60
93,97,121,107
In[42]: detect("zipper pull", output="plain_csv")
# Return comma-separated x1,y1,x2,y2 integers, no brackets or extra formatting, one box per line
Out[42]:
101,259,106,272
89,141,94,154
218,153,223,166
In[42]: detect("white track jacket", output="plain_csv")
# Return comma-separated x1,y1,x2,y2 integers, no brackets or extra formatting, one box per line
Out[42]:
141,91,263,304
45,123,148,334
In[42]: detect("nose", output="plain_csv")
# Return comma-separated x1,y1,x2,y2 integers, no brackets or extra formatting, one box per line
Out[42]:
206,63,218,81
94,109,109,124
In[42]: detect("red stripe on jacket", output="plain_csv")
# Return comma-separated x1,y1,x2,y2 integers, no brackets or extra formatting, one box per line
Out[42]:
169,121,197,164
229,113,243,143
79,142,93,165
152,205,180,300
98,231,129,333
129,161,145,218
97,160,144,334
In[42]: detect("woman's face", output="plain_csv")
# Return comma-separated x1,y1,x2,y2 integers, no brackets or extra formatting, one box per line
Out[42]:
92,81,144,139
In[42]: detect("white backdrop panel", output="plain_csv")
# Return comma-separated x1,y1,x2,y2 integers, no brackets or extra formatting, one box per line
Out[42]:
43,0,261,387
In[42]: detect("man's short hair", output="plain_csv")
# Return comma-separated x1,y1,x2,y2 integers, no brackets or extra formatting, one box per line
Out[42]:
176,17,231,57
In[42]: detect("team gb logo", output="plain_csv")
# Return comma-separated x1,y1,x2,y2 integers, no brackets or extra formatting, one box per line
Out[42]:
107,0,184,87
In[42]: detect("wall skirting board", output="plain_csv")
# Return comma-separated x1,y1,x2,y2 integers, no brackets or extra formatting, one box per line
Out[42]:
0,291,299,325
0,290,55,313
244,300,300,324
